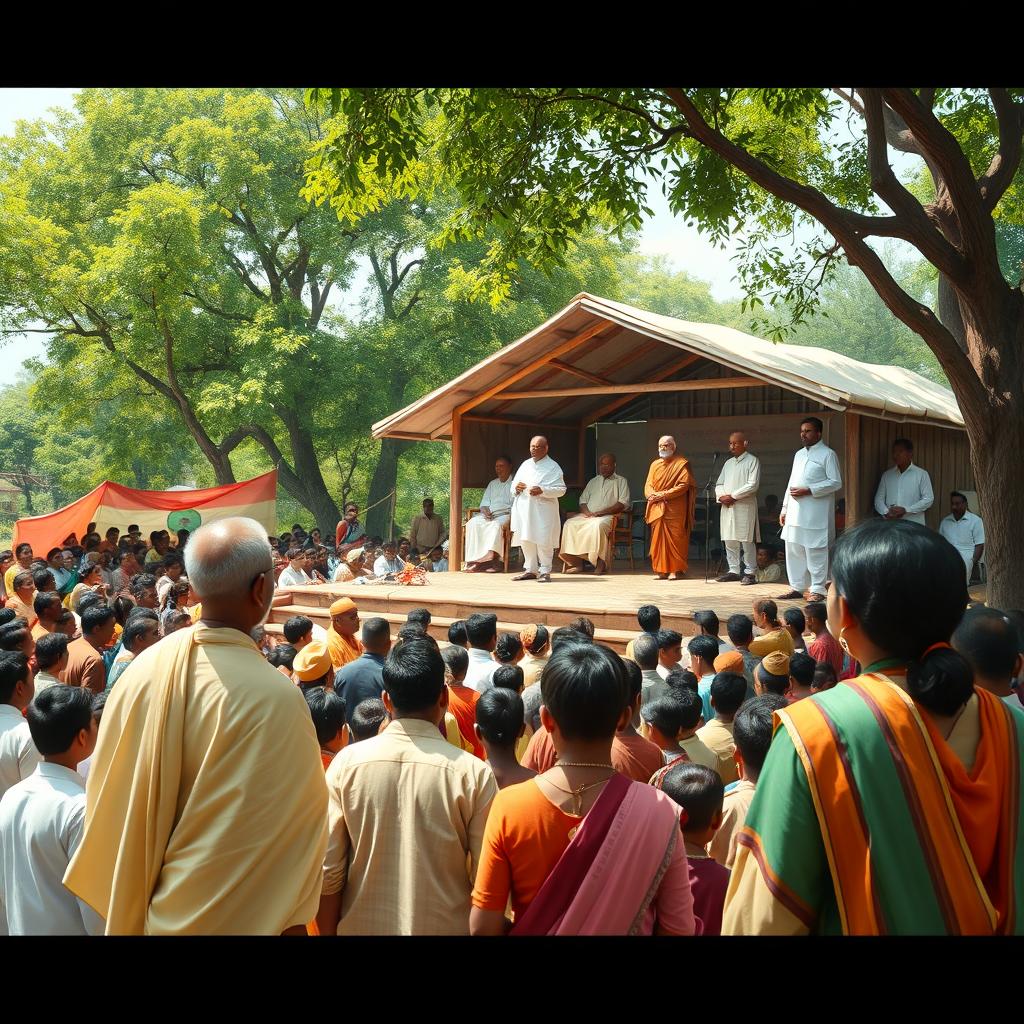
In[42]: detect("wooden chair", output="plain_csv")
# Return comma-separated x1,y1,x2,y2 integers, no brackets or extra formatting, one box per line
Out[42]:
463,508,512,573
611,508,636,571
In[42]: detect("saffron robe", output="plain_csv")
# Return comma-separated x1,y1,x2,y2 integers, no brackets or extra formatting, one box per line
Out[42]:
644,455,696,574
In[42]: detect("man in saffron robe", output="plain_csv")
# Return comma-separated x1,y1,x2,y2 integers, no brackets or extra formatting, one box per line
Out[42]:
644,435,696,580
62,517,327,934
326,597,362,672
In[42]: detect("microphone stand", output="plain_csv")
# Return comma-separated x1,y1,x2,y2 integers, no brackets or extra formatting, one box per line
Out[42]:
703,452,720,584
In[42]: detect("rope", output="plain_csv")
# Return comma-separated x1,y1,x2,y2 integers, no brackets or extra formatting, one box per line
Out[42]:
358,489,396,515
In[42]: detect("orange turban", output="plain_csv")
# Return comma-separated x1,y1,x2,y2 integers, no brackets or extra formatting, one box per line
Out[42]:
292,641,334,682
329,597,357,616
714,650,745,674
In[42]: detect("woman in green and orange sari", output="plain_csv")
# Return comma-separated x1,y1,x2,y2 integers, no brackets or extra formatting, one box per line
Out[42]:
723,518,1024,935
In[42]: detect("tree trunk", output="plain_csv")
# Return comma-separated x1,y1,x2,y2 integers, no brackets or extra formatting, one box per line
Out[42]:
20,486,33,516
365,437,410,539
958,308,1024,611
131,459,150,490
275,413,341,539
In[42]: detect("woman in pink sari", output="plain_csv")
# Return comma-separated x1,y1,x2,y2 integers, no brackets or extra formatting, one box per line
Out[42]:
470,642,696,936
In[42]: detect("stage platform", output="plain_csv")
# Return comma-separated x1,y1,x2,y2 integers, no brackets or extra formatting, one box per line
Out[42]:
268,570,813,654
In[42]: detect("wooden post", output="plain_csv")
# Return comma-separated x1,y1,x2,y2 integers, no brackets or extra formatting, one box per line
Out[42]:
577,424,587,486
448,411,463,570
845,412,861,528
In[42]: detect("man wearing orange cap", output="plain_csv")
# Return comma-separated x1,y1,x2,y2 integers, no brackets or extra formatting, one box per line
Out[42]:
326,598,362,672
293,641,335,691
754,651,791,696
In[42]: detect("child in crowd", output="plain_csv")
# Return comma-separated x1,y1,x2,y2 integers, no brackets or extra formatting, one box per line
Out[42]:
567,616,595,639
494,632,524,665
659,761,730,936
164,610,193,634
656,629,684,679
697,672,747,784
304,686,348,770
754,651,791,696
647,689,719,773
350,697,388,741
292,641,335,693
787,651,817,702
665,667,699,696
474,688,536,790
492,664,525,693
442,645,484,758
709,693,788,869
812,661,838,692
518,624,550,687
267,643,297,678
782,607,807,652
0,685,102,934
616,658,665,784
448,620,469,648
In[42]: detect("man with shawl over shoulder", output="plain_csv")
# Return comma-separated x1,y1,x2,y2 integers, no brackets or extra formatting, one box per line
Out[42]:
644,435,696,581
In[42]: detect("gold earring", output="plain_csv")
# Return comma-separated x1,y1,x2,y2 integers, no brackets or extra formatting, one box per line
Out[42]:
838,627,850,654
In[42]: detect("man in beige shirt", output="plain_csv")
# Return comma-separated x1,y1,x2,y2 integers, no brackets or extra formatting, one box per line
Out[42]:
696,672,746,785
708,693,785,869
408,499,446,556
318,638,497,935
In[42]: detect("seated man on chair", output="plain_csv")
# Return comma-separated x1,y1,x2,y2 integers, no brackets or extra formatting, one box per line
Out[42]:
463,455,514,573
558,454,630,576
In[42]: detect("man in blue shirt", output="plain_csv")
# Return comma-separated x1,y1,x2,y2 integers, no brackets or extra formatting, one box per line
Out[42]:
686,634,719,724
334,617,392,728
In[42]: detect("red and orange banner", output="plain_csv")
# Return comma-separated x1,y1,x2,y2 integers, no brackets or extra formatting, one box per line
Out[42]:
13,471,278,554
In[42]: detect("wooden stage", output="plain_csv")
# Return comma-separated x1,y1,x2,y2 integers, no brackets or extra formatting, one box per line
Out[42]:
269,570,808,653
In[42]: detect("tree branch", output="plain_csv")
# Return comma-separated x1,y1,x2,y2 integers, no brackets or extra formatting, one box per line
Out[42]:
182,290,254,323
221,245,270,300
394,257,423,290
979,88,1024,212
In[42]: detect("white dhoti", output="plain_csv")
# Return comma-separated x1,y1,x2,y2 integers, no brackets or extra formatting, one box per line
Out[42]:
464,513,510,563
559,514,615,565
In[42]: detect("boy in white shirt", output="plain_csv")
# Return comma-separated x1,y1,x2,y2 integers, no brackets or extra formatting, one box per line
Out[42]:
0,652,40,800
0,685,103,934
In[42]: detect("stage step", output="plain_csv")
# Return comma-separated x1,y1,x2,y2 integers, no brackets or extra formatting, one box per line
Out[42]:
267,603,637,654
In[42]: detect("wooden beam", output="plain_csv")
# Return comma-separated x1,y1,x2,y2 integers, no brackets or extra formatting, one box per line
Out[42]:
844,412,861,528
488,327,620,416
499,376,764,401
580,353,703,425
453,320,614,419
578,423,587,487
449,409,464,570
463,414,577,430
549,359,612,386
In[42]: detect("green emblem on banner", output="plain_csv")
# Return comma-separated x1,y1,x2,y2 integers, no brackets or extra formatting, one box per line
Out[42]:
167,509,202,532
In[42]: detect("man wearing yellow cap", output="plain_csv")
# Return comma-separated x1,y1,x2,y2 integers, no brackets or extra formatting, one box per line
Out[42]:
754,651,791,697
293,641,335,691
327,598,362,672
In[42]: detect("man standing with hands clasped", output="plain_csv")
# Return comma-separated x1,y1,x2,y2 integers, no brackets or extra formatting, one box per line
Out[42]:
510,437,566,584
777,417,842,603
714,431,761,586
874,438,934,525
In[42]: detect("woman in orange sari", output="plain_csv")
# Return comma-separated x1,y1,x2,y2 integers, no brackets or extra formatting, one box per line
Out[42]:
723,519,1024,934
644,435,696,580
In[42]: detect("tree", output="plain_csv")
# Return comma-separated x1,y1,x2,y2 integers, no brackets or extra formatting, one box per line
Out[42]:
0,88,360,535
0,379,47,514
305,88,1024,608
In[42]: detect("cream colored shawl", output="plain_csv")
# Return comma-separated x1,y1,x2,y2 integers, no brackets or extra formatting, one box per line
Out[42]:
64,624,328,934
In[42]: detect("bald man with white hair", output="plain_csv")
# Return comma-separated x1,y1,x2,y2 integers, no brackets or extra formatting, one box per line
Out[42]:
64,517,328,935
510,436,566,583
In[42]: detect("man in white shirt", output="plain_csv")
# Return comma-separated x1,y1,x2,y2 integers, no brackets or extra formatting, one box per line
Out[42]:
0,653,40,800
510,436,566,583
874,438,934,526
277,547,316,589
463,613,499,692
372,541,405,579
715,431,761,585
778,417,843,602
952,606,1024,715
0,685,103,935
464,456,515,573
558,453,630,576
939,491,986,586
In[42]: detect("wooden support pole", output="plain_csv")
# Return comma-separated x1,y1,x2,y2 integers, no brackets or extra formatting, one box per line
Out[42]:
844,412,861,528
449,410,463,570
499,375,763,401
577,423,587,487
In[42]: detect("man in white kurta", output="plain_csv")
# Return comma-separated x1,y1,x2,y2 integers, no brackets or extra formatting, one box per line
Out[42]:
558,453,630,575
463,456,514,572
778,417,842,601
510,436,566,583
874,438,934,526
939,491,986,586
714,431,761,585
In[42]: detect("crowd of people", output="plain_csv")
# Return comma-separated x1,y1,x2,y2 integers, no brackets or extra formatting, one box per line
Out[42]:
0,505,1020,935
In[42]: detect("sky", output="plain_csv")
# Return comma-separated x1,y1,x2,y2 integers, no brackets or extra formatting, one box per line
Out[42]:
0,88,918,389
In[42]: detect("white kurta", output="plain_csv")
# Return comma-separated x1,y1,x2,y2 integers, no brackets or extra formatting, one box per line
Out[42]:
464,477,514,563
714,452,761,542
560,473,631,564
780,441,843,549
510,455,566,548
874,463,934,525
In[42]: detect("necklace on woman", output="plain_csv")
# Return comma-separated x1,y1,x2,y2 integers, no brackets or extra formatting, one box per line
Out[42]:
543,764,614,816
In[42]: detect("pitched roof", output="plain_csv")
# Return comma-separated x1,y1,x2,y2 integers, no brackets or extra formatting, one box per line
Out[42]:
373,293,964,440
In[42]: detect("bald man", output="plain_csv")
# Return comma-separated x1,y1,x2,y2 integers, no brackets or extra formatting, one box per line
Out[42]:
64,517,328,934
510,436,566,583
559,453,630,575
644,435,695,581
714,431,761,584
